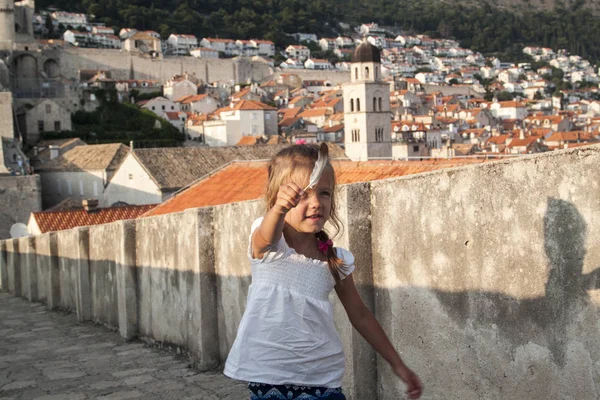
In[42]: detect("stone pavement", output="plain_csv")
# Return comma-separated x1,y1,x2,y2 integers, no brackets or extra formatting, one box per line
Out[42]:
0,293,248,400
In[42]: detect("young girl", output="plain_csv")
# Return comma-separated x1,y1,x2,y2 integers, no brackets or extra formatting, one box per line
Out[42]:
224,144,422,400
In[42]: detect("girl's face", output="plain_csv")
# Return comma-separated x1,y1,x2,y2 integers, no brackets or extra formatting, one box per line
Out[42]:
284,169,333,234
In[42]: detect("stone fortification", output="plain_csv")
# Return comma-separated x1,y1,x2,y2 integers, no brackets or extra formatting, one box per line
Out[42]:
57,48,272,84
0,175,41,240
2,144,600,399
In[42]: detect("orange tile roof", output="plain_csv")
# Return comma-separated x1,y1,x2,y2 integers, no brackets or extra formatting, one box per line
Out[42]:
175,94,209,103
237,136,260,146
507,137,537,148
323,124,344,133
32,204,156,233
278,108,302,119
229,100,276,111
144,159,489,217
487,135,510,145
299,108,328,118
279,117,300,127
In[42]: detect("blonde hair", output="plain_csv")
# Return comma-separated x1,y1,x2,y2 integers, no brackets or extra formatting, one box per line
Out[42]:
266,144,345,283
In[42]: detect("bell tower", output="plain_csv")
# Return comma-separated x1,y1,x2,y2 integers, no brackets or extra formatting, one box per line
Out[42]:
343,39,392,161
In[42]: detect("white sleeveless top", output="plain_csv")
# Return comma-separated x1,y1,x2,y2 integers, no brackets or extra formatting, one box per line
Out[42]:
224,217,355,388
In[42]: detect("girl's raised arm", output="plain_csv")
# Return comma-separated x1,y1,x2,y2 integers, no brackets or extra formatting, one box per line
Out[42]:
335,274,423,399
252,182,303,259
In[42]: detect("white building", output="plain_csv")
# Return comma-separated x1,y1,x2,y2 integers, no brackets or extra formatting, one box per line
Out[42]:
304,58,333,70
92,33,121,49
63,30,90,46
359,23,386,36
489,101,528,120
203,100,277,147
190,47,219,59
343,41,392,161
235,40,259,56
163,78,197,101
51,11,87,28
119,28,137,40
92,26,114,35
319,38,337,51
250,40,275,56
175,94,219,114
141,97,180,117
285,45,310,62
200,38,237,56
36,143,129,209
167,34,198,55
123,32,161,54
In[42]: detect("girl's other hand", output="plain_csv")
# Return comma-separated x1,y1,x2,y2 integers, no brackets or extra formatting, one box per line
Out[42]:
273,183,304,215
393,365,422,399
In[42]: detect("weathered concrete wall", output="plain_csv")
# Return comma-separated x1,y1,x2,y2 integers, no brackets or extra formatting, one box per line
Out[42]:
55,228,79,311
58,48,271,84
274,69,350,85
2,144,600,399
136,208,218,369
213,200,262,362
0,175,42,240
34,233,53,303
370,145,600,399
88,223,120,328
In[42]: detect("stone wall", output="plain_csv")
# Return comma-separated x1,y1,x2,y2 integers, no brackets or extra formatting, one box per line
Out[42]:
57,49,272,84
0,91,13,173
1,144,600,399
0,175,42,240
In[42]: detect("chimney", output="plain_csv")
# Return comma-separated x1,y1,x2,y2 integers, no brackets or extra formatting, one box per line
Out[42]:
82,199,99,213
49,145,59,160
519,129,525,140
130,140,134,150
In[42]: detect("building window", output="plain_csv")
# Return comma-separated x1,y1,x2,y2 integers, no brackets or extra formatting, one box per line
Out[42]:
373,97,377,111
379,97,382,111
128,173,133,180
54,121,61,131
171,106,174,110
351,129,361,142
350,99,354,112
46,104,51,113
355,68,358,80
356,98,360,112
162,105,165,110
365,67,369,79
413,145,419,152
38,121,44,132
152,106,155,110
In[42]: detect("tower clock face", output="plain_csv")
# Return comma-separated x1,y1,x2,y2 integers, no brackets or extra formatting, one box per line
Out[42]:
353,118,357,123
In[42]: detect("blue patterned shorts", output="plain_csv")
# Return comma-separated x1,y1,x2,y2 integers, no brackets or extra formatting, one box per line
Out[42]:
248,382,346,399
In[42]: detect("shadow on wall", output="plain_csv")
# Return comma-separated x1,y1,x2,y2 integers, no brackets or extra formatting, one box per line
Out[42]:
434,197,600,368
1,196,600,399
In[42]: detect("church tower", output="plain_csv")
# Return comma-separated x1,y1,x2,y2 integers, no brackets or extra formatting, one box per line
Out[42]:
0,0,15,51
343,40,391,161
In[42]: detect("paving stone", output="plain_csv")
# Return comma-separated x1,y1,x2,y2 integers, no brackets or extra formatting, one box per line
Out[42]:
34,393,87,400
112,368,157,378
124,375,154,386
1,380,37,390
0,294,249,400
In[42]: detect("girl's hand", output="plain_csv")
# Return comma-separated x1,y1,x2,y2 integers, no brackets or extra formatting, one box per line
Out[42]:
393,365,422,399
273,183,304,215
